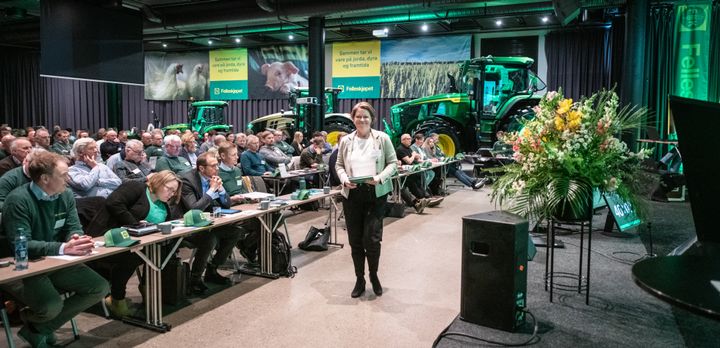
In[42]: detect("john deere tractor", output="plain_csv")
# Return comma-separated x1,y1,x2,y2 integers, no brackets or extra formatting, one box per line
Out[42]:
385,56,546,156
247,87,354,146
164,100,233,135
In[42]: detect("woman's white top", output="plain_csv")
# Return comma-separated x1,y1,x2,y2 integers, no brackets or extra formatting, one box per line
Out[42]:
349,135,378,177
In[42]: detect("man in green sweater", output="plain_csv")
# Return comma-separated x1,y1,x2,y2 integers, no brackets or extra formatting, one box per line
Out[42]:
2,151,109,347
0,148,42,212
154,134,192,174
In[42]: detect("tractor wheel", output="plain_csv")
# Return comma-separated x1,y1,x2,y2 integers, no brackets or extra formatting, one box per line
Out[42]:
324,119,355,146
416,124,461,157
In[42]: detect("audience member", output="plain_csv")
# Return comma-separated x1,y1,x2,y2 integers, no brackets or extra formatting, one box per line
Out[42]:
34,128,51,151
179,152,244,294
2,151,108,346
0,137,32,177
0,134,16,160
87,171,183,317
144,131,165,158
155,135,192,174
140,132,152,148
0,148,42,211
180,132,199,168
240,135,272,176
291,131,305,155
300,132,325,169
273,130,294,155
258,131,290,169
320,131,332,154
67,138,122,198
113,139,152,182
50,130,72,157
100,130,124,161
234,132,247,159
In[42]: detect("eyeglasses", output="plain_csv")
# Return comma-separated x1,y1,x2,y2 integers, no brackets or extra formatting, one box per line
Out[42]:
201,163,219,168
163,184,178,194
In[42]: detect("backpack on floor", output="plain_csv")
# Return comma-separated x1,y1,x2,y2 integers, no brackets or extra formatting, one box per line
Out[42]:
272,231,297,277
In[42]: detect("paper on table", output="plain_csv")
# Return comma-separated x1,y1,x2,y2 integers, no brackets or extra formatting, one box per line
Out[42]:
48,250,99,261
243,192,275,200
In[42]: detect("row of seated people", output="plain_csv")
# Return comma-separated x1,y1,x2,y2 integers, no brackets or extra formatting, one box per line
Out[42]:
0,147,277,347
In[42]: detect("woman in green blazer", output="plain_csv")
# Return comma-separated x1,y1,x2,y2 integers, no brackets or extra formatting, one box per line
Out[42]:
335,102,397,298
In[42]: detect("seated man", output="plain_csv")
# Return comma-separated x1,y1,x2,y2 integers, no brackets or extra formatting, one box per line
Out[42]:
240,135,273,176
273,130,295,156
300,132,325,169
0,137,32,177
0,149,42,212
258,130,290,169
144,131,165,158
179,152,244,294
113,139,152,182
154,134,192,174
100,129,123,162
50,130,72,157
67,138,122,198
2,151,108,346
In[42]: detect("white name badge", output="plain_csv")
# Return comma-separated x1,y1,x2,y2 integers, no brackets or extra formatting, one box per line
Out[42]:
54,219,66,229
131,168,141,174
261,160,266,164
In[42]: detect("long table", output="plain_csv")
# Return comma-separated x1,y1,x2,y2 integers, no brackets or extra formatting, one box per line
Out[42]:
0,189,341,333
390,160,459,204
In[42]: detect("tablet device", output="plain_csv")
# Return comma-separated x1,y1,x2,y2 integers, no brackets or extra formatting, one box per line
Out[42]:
349,175,374,184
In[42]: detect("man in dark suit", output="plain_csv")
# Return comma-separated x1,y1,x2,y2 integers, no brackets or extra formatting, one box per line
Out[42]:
179,152,244,294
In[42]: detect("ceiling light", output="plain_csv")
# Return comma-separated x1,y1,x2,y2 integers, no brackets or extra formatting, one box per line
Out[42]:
288,34,294,40
421,23,428,31
208,39,213,45
384,27,389,33
495,20,502,26
372,29,388,38
542,16,549,23
162,43,167,48
235,37,241,43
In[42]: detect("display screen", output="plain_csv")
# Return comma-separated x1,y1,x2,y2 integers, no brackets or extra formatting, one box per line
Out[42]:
40,0,143,85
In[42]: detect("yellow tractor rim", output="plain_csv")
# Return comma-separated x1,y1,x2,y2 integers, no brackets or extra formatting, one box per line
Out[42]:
326,131,343,147
437,134,456,157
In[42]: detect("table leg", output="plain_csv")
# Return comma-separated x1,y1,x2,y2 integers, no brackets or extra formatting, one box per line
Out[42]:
236,213,280,279
327,198,344,248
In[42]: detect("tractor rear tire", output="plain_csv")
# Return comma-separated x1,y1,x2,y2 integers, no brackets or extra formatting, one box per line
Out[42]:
324,120,355,146
416,124,461,157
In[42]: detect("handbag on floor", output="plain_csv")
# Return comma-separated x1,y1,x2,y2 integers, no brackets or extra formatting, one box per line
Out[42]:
298,226,330,251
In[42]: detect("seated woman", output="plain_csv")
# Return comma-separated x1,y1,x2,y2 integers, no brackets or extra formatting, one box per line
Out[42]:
425,134,485,190
87,170,184,317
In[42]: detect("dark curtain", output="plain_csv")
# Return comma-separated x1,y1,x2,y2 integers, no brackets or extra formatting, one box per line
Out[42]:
709,0,720,103
0,49,45,128
545,27,614,100
645,5,675,142
0,48,109,131
610,15,626,89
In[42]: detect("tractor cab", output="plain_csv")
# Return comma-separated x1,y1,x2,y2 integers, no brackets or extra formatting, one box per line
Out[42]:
164,100,232,135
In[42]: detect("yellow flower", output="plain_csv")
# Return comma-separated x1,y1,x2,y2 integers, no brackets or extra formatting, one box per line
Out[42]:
554,116,565,131
557,98,573,114
522,127,531,139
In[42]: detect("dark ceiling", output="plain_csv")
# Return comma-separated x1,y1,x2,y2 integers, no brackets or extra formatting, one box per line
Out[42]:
0,0,625,51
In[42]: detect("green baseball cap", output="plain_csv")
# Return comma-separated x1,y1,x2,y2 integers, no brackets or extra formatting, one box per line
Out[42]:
184,209,212,227
104,228,139,247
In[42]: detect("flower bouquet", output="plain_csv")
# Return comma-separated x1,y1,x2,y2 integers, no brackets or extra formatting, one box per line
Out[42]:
491,89,651,221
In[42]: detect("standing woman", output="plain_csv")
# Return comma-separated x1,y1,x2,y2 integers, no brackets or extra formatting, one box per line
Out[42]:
335,102,397,298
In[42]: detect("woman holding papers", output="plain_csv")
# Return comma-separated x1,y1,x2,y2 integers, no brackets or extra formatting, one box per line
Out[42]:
335,102,397,298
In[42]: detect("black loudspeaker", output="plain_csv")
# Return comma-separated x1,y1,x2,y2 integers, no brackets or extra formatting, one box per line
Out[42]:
461,211,528,332
553,0,582,25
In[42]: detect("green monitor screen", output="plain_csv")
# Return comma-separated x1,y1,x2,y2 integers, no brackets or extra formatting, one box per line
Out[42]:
604,192,641,232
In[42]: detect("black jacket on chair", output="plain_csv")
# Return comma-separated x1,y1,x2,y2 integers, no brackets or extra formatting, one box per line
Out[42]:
179,169,231,212
87,180,183,237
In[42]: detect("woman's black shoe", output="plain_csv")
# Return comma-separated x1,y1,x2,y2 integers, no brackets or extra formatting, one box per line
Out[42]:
369,274,383,296
351,277,366,298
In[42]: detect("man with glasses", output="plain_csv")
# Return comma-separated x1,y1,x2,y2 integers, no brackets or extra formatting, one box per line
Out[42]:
50,130,72,157
179,152,243,294
2,151,108,346
155,135,192,174
273,130,295,155
113,139,152,182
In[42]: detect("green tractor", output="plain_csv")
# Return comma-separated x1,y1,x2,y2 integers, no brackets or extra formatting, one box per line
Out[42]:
385,56,546,156
164,100,233,135
247,87,355,146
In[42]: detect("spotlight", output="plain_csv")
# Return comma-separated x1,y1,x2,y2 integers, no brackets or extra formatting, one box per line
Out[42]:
542,16,549,23
421,23,428,31
383,27,389,33
162,43,167,48
208,39,213,45
495,19,502,26
288,34,294,40
235,37,241,43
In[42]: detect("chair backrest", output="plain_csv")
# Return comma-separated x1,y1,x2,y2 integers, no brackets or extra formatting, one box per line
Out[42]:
243,176,268,193
75,196,107,234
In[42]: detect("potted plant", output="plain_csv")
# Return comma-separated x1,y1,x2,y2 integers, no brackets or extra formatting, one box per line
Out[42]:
491,89,651,221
